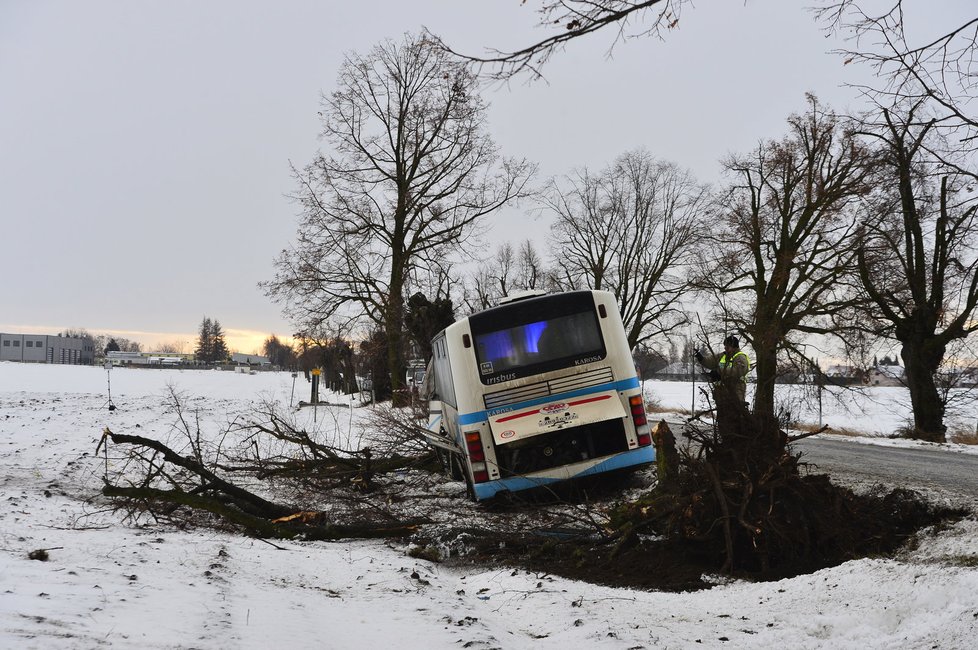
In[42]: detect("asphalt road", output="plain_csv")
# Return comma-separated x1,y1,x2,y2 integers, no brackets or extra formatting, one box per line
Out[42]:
794,436,978,506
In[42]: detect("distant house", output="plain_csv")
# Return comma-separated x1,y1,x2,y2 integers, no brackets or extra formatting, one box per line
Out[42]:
106,351,194,366
651,361,699,381
823,364,865,386
868,363,905,387
231,353,270,367
821,362,905,387
0,332,95,365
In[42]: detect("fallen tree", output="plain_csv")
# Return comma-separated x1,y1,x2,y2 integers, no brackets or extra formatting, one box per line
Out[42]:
95,388,432,540
98,427,422,540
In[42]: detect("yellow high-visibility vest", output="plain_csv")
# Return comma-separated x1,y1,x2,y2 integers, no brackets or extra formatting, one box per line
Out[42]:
718,350,750,382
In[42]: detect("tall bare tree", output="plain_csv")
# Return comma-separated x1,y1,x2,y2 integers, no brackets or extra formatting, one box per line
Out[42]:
814,3,978,440
265,33,534,395
698,96,875,418
545,149,705,348
463,239,549,311
854,101,978,442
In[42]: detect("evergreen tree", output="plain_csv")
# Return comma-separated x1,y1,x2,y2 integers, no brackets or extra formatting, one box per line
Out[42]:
210,320,229,363
195,317,213,363
105,339,121,354
405,293,455,362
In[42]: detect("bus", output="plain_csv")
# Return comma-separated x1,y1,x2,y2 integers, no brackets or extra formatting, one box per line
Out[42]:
423,290,655,501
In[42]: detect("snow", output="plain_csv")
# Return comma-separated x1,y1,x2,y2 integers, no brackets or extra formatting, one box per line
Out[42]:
2,362,977,649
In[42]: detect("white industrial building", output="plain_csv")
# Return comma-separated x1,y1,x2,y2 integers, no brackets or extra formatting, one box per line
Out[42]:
0,333,95,365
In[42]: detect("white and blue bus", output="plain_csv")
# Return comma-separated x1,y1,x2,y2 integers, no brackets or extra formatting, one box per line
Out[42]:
424,290,655,501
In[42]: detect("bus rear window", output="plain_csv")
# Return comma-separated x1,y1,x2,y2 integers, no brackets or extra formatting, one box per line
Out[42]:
473,310,605,381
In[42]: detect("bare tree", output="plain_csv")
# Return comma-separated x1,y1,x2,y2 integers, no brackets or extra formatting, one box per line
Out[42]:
265,33,534,395
853,101,978,442
261,335,297,369
516,239,545,291
545,149,704,348
697,96,875,418
89,333,141,355
813,2,978,441
463,239,549,311
155,341,188,354
817,1,977,153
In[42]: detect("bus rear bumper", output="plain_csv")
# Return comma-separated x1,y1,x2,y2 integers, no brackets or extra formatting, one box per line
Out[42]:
471,445,655,501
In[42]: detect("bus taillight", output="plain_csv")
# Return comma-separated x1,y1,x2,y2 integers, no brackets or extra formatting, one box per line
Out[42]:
629,396,648,426
465,431,490,483
629,396,653,446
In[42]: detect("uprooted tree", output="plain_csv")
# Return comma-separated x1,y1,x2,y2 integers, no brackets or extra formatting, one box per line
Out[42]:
606,390,954,577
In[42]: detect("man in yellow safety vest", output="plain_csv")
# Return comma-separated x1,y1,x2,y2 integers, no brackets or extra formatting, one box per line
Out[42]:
695,335,750,405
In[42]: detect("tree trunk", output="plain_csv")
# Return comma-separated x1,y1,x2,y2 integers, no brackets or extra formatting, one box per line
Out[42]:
386,309,405,396
752,342,778,419
386,259,407,397
900,340,947,443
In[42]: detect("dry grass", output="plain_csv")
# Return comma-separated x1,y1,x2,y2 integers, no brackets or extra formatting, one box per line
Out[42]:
647,404,689,416
949,429,978,445
791,422,866,437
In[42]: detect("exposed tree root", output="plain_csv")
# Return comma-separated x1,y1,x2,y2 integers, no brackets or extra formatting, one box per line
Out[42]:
607,391,964,577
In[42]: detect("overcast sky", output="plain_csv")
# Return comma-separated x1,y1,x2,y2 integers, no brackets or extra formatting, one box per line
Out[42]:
1,1,969,353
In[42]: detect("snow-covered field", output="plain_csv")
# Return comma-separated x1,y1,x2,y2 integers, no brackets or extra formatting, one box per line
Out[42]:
2,362,977,649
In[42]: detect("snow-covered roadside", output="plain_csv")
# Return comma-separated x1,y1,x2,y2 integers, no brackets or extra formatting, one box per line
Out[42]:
2,363,977,649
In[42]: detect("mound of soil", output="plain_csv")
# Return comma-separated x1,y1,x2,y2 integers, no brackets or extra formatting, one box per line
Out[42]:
421,481,962,592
